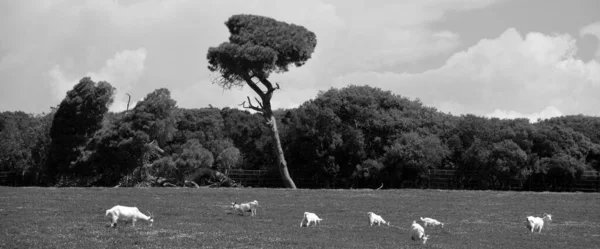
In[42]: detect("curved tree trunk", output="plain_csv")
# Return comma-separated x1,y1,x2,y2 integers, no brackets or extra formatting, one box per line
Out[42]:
238,73,297,189
267,114,297,189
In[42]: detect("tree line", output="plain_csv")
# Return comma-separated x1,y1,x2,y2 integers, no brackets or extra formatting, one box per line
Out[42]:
1,79,599,189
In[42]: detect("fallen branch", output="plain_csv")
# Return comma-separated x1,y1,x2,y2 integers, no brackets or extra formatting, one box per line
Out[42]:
184,180,200,188
163,182,177,187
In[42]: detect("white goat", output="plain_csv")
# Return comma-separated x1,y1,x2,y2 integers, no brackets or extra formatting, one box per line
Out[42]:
105,205,154,228
300,212,322,227
367,212,390,226
525,213,552,233
231,200,259,216
420,217,444,228
410,220,430,245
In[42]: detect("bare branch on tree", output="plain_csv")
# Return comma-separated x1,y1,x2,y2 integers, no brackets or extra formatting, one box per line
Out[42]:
210,74,244,90
241,96,264,113
258,78,281,97
126,93,131,111
267,82,281,96
254,97,264,109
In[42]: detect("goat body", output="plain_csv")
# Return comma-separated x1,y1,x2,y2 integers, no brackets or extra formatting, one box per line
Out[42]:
367,212,390,226
300,212,322,227
420,217,444,228
525,213,552,233
105,205,154,228
410,221,430,244
231,200,259,216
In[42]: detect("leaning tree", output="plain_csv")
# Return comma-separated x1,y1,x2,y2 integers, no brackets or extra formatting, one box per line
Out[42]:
207,14,317,188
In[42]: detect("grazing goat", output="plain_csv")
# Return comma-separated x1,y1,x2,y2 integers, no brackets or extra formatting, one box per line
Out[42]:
367,212,390,226
420,217,444,228
231,200,259,216
410,220,430,245
525,213,552,233
300,212,322,227
105,205,154,228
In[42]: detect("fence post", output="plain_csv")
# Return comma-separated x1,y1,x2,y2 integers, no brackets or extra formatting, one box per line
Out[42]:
597,171,600,192
564,173,568,192
428,169,431,189
258,170,262,187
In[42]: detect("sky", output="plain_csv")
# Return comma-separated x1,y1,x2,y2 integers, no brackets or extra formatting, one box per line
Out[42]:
1,0,599,122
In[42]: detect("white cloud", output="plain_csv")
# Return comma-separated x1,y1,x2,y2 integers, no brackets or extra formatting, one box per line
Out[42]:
9,0,586,117
354,28,461,71
485,106,563,123
48,65,73,101
48,48,147,112
333,27,600,118
581,22,600,58
171,79,252,110
165,0,504,110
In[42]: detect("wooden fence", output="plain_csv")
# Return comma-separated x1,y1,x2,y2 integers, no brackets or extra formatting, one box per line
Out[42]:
227,169,600,192
572,170,600,191
227,169,324,188
0,169,597,191
228,169,283,188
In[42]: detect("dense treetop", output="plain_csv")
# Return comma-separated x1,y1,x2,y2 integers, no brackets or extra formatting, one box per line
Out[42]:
207,14,317,86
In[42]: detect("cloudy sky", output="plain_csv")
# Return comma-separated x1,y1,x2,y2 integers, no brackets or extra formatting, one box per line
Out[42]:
1,0,599,122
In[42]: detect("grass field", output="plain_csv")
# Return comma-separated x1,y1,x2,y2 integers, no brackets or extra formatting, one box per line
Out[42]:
0,187,599,249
